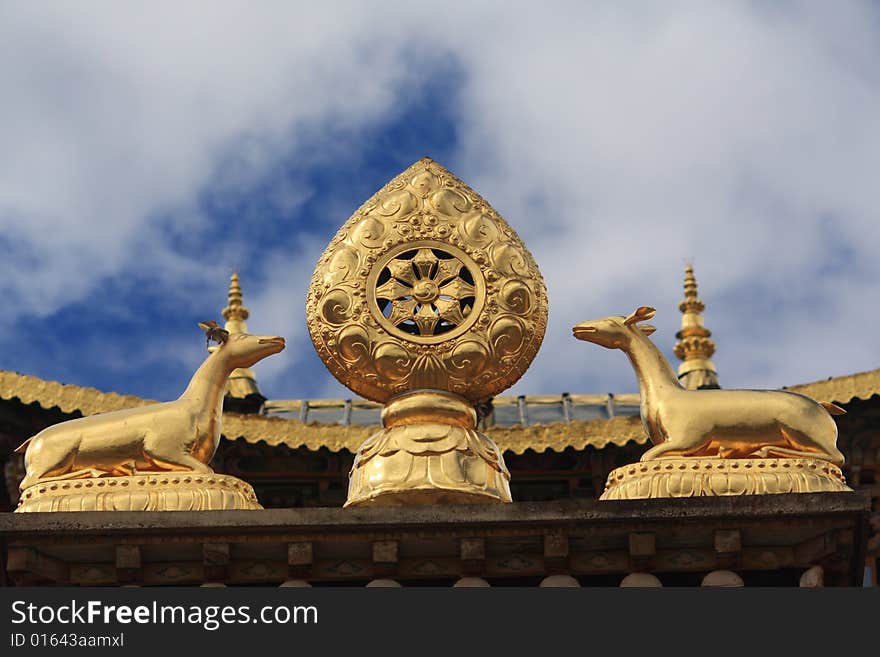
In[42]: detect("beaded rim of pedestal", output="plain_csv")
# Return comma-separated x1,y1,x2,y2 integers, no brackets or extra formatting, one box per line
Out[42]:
15,473,262,512
600,457,851,500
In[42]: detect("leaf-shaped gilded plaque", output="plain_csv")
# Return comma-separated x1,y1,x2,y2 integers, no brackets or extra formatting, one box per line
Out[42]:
306,157,547,403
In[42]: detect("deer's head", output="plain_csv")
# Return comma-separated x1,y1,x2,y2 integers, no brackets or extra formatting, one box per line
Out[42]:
572,306,657,350
223,332,286,368
201,321,286,368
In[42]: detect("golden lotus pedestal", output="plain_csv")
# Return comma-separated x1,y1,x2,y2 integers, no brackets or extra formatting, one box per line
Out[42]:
600,457,851,500
15,473,262,512
345,390,512,507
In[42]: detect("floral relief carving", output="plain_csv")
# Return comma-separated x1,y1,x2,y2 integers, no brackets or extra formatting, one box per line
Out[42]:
306,157,548,404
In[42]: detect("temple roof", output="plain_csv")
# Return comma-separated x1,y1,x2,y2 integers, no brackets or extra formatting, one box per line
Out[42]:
0,369,152,417
3,366,878,454
783,368,880,405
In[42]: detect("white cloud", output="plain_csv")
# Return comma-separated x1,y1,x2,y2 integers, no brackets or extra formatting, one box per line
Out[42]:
0,1,423,317
434,1,880,393
2,2,879,400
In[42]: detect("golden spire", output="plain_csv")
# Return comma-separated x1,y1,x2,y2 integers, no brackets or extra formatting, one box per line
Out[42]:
673,264,719,390
220,271,263,403
222,271,250,333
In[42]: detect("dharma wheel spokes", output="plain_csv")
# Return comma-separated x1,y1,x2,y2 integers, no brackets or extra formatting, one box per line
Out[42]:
371,243,480,341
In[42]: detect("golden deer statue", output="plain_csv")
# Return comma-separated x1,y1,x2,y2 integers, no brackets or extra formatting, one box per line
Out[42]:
573,306,845,465
16,323,285,491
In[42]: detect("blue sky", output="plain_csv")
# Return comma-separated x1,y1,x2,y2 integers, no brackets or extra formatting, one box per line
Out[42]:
1,2,879,403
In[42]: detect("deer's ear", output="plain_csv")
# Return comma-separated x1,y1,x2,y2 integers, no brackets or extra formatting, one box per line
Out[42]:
638,324,656,336
624,306,656,325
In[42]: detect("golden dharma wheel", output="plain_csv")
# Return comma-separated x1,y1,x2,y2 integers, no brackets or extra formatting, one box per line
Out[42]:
306,157,548,405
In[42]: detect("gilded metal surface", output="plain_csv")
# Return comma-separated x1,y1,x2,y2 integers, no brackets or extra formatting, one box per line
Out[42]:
573,306,846,466
15,473,261,512
344,390,511,506
221,272,262,399
368,243,484,344
600,457,850,499
308,157,546,505
14,324,284,510
306,157,547,404
673,265,719,389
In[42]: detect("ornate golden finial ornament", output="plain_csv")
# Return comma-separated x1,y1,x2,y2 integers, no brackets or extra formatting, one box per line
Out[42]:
223,271,249,328
673,265,719,390
307,157,548,506
573,307,850,499
220,271,262,400
14,323,286,511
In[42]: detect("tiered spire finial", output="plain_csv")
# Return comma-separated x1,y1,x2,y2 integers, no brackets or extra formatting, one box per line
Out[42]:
219,271,263,404
222,271,250,330
673,264,720,390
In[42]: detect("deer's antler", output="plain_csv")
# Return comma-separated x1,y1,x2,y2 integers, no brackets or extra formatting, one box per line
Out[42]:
198,320,230,346
623,306,656,326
